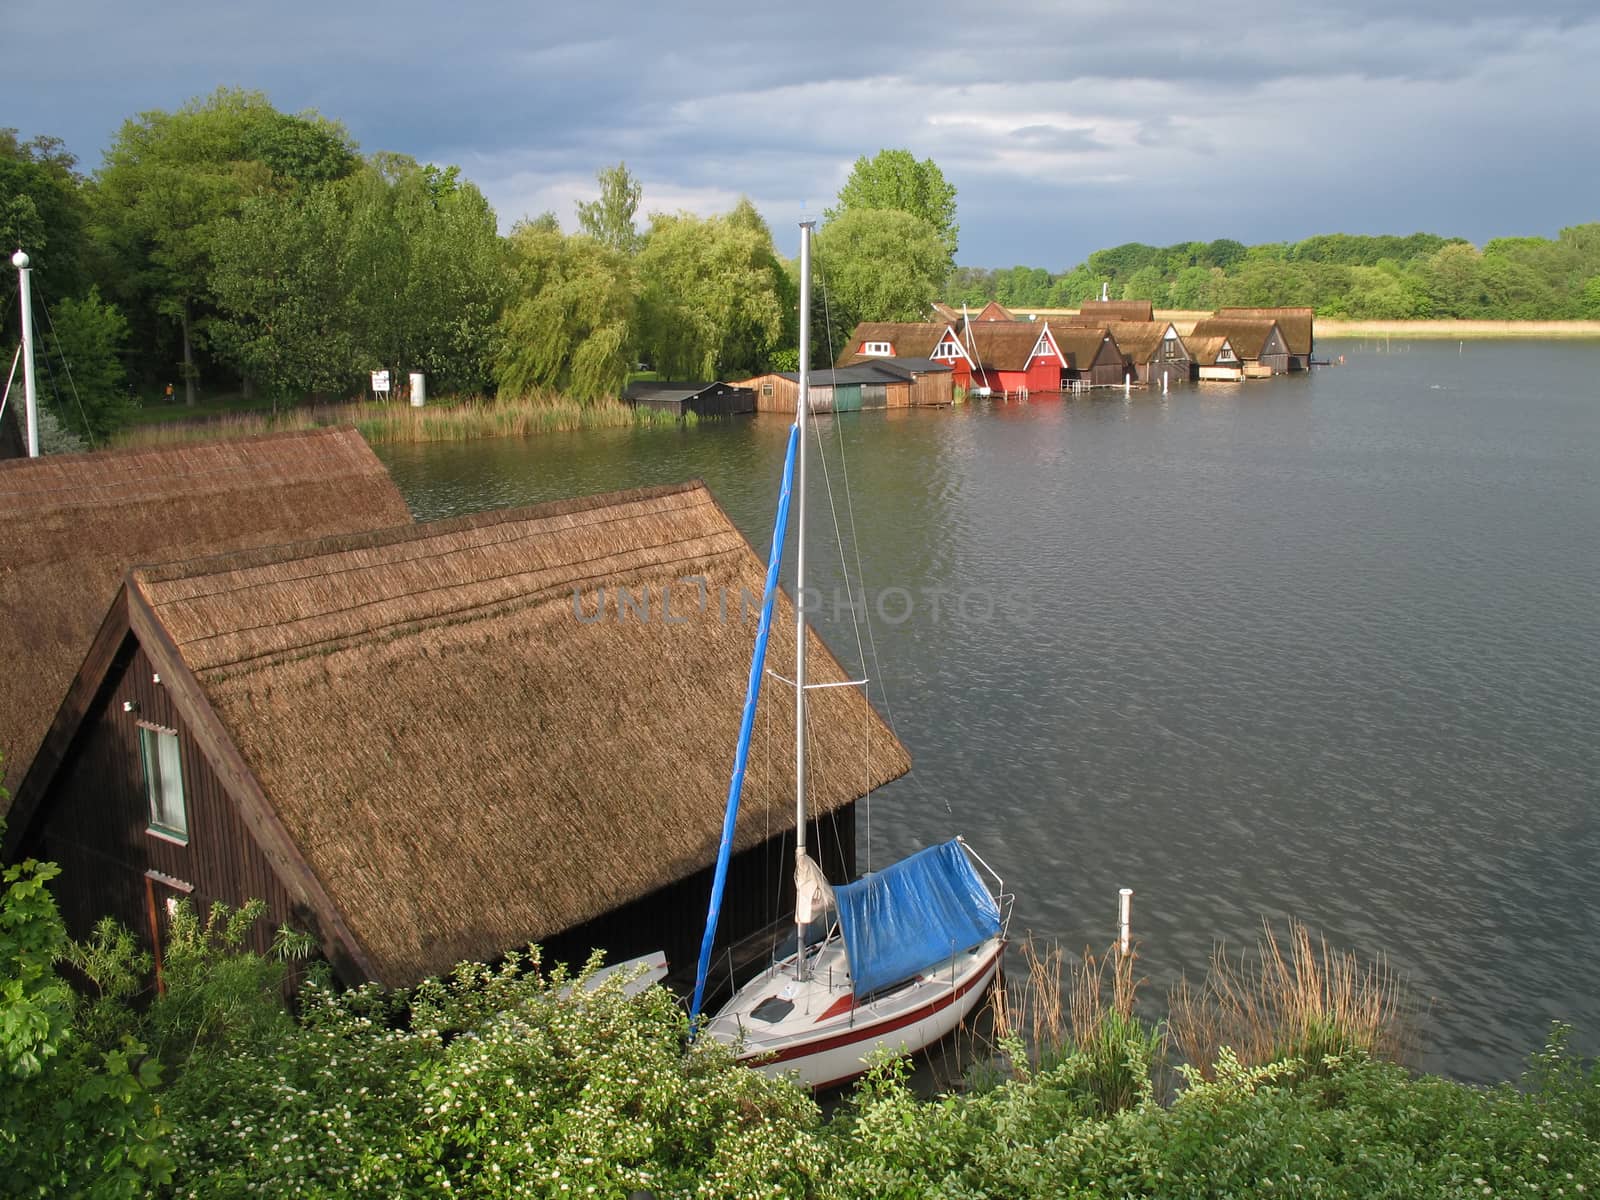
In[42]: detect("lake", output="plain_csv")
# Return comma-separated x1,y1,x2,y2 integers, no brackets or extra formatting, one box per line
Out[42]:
378,338,1600,1084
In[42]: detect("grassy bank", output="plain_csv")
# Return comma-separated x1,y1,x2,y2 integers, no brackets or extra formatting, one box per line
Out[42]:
110,391,693,449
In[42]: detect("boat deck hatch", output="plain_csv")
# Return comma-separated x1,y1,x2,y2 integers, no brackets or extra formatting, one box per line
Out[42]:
751,997,795,1023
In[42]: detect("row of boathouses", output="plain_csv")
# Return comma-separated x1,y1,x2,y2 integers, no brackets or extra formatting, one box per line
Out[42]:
835,301,1316,399
618,304,1314,417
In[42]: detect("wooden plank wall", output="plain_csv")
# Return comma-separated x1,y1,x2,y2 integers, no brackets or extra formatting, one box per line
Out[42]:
36,640,303,958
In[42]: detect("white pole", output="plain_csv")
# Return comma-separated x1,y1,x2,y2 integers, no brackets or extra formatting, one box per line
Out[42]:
794,221,814,974
1123,375,1131,398
13,250,39,457
1162,370,1169,396
1118,887,1133,956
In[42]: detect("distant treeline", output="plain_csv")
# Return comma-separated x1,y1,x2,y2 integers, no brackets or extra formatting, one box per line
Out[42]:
1,93,958,450
947,228,1600,320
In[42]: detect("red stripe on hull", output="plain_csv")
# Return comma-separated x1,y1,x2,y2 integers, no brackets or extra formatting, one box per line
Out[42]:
739,943,1004,1077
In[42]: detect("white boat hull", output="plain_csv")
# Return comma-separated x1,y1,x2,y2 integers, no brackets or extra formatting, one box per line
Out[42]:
704,935,1005,1091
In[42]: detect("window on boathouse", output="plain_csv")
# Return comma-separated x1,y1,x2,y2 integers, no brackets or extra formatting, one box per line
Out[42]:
139,723,188,842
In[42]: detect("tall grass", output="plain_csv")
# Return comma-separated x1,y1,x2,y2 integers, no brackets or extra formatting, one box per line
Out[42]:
992,937,1164,1113
109,391,695,450
1167,916,1415,1079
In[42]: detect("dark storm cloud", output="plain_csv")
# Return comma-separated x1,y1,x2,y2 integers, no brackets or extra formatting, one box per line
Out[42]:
5,1,1597,265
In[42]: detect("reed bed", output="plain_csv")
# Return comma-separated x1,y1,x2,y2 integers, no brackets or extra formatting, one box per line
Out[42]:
1167,917,1415,1079
992,936,1162,1113
110,392,693,450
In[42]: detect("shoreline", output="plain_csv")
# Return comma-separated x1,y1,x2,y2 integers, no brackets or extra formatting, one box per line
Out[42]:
1018,308,1600,340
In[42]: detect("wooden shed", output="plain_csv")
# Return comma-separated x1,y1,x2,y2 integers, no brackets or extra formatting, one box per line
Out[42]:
1188,317,1291,376
4,482,908,988
1062,317,1194,385
1188,334,1244,381
1218,307,1314,370
0,428,412,802
1053,326,1129,388
736,359,952,412
622,381,755,417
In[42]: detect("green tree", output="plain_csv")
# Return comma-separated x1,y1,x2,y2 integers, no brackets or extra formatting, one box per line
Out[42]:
637,200,788,379
92,88,359,403
995,265,1052,307
1169,265,1226,310
1121,265,1168,305
212,156,504,400
40,287,135,443
827,148,959,267
0,130,91,302
815,208,949,361
496,224,636,402
575,161,642,254
209,184,362,402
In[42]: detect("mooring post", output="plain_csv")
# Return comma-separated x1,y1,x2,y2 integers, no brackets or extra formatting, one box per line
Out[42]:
1118,887,1133,957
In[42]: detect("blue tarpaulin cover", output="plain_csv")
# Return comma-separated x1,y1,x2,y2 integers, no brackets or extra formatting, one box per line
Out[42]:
835,839,1002,998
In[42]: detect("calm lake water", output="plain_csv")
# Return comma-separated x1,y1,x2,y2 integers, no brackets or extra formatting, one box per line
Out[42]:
378,339,1600,1084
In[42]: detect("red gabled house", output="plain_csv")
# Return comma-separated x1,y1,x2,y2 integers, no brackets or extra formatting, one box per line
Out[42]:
963,322,1068,394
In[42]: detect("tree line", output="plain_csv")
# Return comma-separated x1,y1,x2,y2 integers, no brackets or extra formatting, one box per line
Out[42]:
1,91,956,448
949,227,1600,319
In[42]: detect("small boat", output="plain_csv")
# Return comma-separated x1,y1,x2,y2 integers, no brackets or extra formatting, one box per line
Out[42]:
690,221,1012,1090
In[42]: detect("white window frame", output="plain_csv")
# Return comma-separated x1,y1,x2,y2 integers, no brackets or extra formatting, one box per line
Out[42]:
862,341,893,356
1217,341,1237,363
139,722,188,844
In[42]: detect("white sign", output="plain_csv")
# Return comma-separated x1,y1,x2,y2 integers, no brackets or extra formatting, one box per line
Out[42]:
371,370,391,393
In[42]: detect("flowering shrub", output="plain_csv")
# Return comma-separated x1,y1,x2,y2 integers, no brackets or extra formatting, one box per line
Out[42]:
164,952,831,1198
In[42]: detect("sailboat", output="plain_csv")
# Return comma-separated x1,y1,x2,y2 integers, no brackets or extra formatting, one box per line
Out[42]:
690,222,1012,1090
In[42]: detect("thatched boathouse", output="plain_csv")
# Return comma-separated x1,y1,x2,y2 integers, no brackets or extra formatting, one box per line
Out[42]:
1218,307,1314,370
0,428,412,800
5,482,908,988
1187,316,1292,376
1062,317,1195,386
1075,299,1155,323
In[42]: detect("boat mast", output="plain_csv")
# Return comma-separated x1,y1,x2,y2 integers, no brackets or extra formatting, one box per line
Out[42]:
796,224,819,979
12,250,39,457
794,220,813,972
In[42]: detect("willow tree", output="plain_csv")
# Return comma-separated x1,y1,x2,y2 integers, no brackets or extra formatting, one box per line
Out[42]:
814,207,949,360
495,224,636,403
636,199,788,379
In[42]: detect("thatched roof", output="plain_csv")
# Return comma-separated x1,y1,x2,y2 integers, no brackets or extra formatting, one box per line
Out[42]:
1189,317,1281,359
1218,307,1314,356
837,322,949,365
930,302,962,325
1186,335,1234,366
1052,326,1120,370
975,301,1016,322
0,428,411,798
967,323,1053,370
125,481,909,986
1078,299,1154,322
1059,318,1178,362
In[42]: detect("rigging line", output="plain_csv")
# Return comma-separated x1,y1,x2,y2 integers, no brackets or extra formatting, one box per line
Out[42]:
807,233,889,857
810,231,946,823
33,281,98,448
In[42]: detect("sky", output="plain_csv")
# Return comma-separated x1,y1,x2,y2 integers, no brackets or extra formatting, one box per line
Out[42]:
6,1,1599,269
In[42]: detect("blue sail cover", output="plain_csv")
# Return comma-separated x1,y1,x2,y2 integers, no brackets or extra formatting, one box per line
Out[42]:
835,839,1002,998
